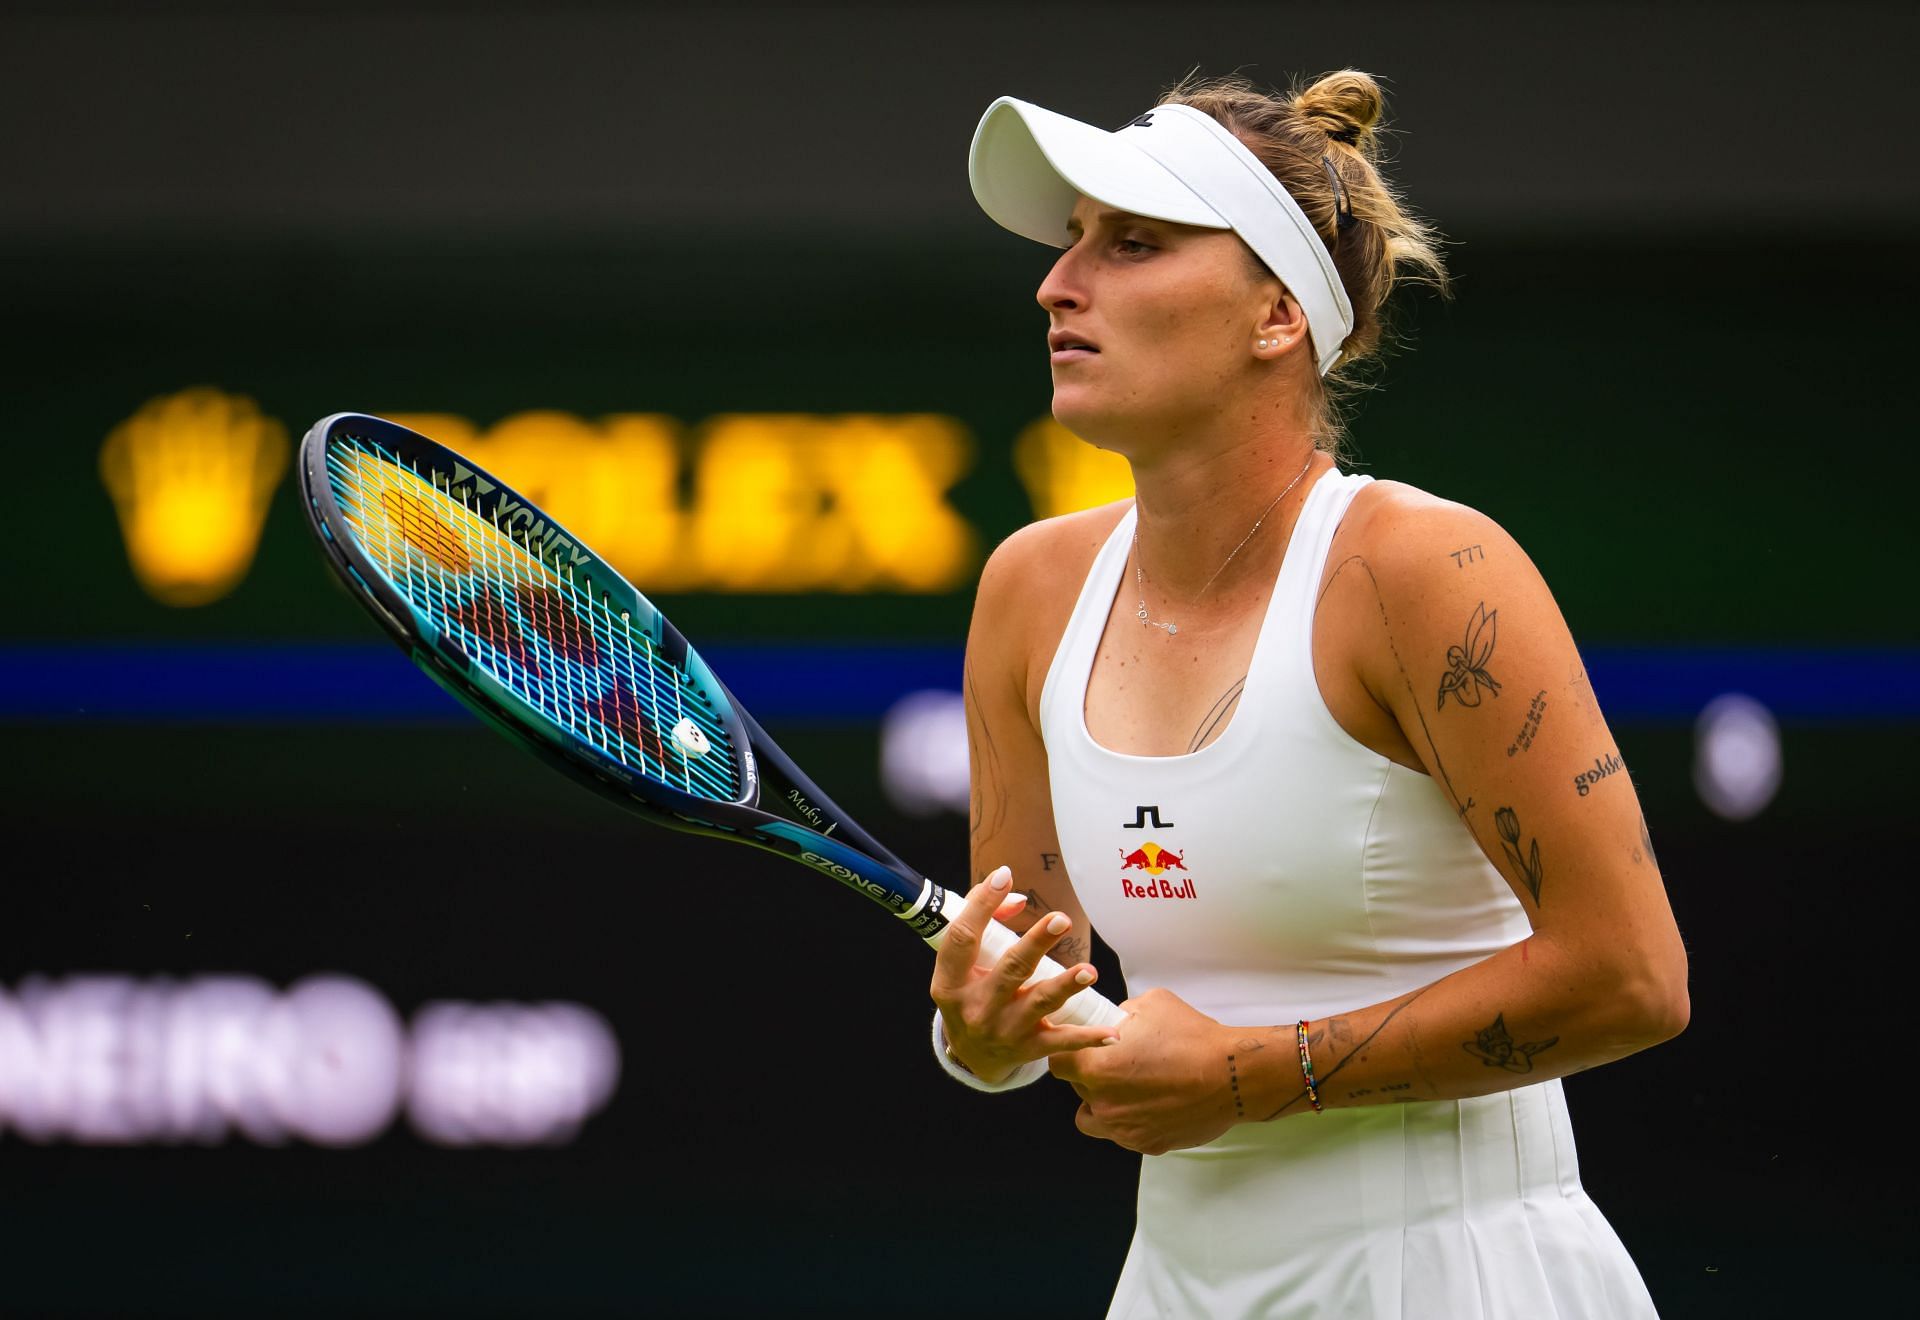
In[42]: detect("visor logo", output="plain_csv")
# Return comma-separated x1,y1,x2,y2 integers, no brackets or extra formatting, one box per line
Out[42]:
1123,112,1155,129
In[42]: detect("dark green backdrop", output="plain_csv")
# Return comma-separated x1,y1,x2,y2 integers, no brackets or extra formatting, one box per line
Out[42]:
11,231,1915,646
4,226,1916,1316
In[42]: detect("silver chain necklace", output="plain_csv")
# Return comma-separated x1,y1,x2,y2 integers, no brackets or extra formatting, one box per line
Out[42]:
1134,452,1315,637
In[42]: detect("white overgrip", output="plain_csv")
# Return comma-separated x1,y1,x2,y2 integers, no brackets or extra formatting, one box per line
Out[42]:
916,885,1128,1030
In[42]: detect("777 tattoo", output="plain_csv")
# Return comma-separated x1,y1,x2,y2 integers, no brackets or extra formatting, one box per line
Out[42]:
1437,602,1501,710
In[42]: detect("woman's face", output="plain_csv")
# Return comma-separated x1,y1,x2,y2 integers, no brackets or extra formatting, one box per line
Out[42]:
1037,195,1297,458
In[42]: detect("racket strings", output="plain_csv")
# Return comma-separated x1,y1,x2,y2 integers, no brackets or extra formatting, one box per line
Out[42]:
326,438,739,801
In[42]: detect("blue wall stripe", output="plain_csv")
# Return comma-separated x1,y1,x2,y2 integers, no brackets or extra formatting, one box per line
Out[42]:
0,643,1914,723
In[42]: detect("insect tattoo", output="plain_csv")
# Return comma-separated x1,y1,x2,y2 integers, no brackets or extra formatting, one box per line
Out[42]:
1462,1013,1559,1073
1437,602,1501,710
1494,806,1545,905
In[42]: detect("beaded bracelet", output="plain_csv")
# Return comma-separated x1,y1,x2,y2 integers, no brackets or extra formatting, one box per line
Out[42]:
1295,1019,1324,1113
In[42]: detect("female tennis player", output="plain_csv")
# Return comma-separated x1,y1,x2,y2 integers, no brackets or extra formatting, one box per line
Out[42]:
928,71,1688,1317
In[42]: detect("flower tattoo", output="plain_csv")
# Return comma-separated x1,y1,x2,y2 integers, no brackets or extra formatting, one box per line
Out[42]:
1494,806,1544,905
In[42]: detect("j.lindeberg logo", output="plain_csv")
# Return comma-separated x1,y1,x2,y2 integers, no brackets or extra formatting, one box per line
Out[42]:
1123,112,1155,129
1122,805,1175,829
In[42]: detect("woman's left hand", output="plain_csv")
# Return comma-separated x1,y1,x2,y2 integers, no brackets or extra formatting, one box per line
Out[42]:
1048,987,1243,1156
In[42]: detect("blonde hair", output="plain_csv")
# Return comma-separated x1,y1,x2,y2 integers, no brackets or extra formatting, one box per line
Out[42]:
1158,69,1451,457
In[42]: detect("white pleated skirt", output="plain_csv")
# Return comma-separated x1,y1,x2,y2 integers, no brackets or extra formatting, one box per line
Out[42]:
1107,1080,1657,1319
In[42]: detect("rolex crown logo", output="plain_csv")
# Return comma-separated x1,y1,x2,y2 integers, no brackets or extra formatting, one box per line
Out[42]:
99,387,290,606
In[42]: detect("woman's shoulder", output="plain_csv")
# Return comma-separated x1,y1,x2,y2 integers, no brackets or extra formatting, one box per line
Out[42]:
978,498,1133,609
1336,478,1527,575
971,500,1132,706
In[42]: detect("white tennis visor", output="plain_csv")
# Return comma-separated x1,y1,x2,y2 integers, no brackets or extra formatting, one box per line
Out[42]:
969,97,1354,377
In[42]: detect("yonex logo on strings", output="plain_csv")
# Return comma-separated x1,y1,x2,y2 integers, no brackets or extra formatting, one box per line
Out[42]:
447,462,495,497
437,462,593,570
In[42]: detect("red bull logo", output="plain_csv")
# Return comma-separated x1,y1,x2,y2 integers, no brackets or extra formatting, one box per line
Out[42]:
1117,842,1196,899
1118,841,1185,874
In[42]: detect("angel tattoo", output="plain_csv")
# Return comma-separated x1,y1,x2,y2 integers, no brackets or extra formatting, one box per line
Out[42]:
1462,1013,1559,1073
1437,601,1501,709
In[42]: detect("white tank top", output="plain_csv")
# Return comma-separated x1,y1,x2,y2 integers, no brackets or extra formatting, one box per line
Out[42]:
1034,469,1656,1318
1039,468,1531,1024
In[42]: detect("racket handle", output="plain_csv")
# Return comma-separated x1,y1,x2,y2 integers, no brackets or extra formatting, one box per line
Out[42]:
918,894,1128,1030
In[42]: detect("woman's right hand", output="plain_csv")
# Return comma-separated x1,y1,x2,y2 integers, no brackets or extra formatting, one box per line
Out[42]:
929,865,1119,1084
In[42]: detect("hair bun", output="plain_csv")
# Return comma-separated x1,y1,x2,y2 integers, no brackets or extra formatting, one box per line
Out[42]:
1293,69,1385,157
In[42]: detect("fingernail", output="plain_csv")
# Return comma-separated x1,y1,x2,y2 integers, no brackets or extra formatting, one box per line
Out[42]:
1074,968,1095,985
1100,1036,1119,1046
1046,913,1070,935
1003,892,1029,907
989,868,1011,890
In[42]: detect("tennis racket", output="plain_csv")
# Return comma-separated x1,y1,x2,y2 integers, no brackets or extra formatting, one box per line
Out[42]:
297,412,1124,1032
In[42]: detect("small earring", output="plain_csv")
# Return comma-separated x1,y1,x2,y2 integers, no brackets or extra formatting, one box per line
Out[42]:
1257,339,1270,349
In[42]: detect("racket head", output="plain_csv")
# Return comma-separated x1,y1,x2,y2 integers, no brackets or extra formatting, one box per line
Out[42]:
298,412,758,825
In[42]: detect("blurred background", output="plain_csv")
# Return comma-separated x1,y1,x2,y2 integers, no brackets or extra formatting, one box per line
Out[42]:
4,1,1916,1315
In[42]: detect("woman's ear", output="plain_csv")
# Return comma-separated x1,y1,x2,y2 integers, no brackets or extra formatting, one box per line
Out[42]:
1253,291,1311,359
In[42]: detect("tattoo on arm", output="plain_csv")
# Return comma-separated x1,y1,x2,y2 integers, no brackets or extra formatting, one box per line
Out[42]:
1568,662,1595,712
1051,935,1090,968
1227,1037,1264,1120
1437,601,1501,710
1448,544,1485,568
1493,806,1545,905
1634,813,1658,868
1262,988,1432,1121
1188,676,1247,753
1040,851,1060,871
1319,557,1474,820
1004,887,1058,939
1340,1080,1415,1102
1462,1013,1559,1073
1506,689,1547,756
964,663,1008,848
1571,751,1624,796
